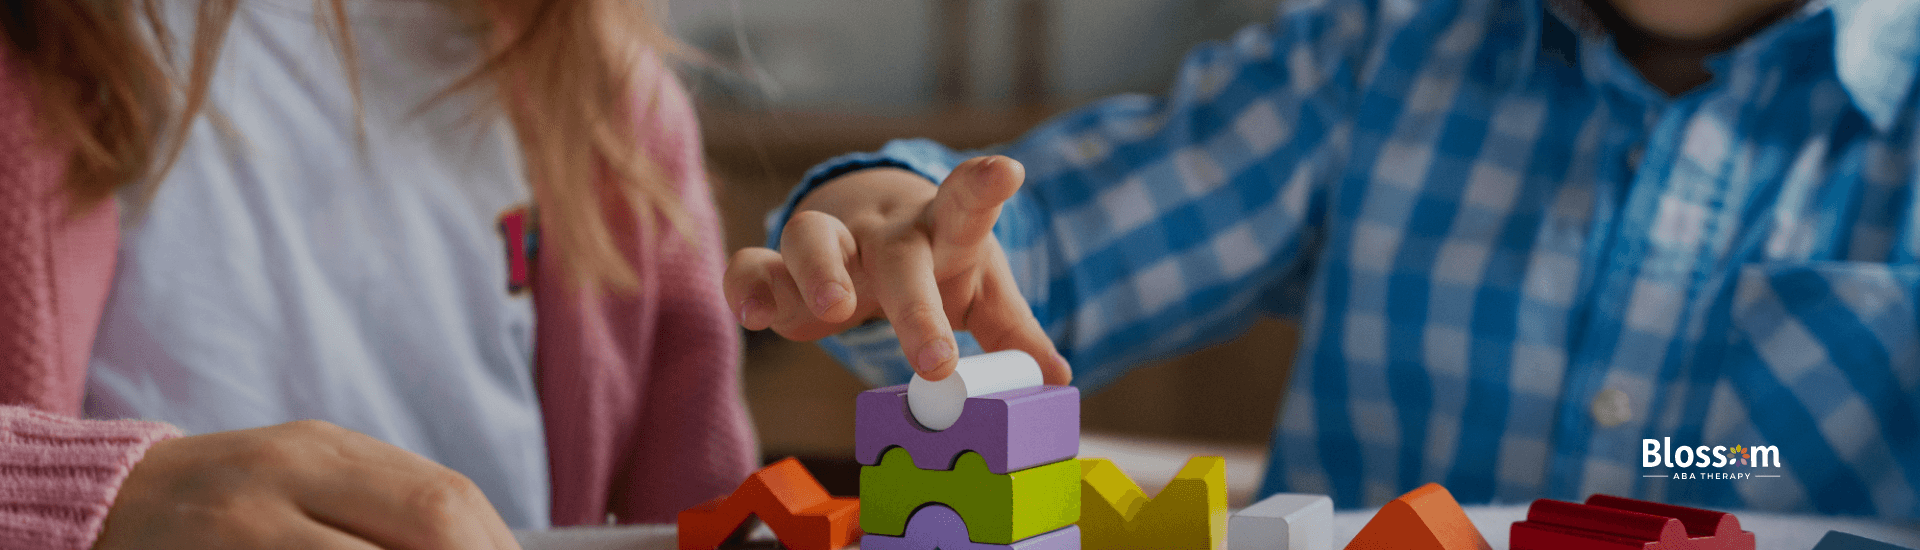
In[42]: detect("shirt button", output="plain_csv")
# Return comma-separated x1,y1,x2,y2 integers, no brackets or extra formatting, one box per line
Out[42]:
1590,388,1633,428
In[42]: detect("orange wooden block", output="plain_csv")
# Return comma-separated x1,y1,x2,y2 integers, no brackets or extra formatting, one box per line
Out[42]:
678,458,862,550
1344,483,1490,550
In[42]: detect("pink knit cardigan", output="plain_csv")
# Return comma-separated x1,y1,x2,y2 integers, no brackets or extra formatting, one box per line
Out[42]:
0,49,757,548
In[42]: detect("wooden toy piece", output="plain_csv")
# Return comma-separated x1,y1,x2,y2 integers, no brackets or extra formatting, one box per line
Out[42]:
860,447,1080,544
1813,531,1919,550
855,383,1080,474
1344,483,1490,550
1079,456,1229,550
1228,493,1333,550
1508,494,1755,550
677,457,861,550
859,504,1082,550
908,350,1045,430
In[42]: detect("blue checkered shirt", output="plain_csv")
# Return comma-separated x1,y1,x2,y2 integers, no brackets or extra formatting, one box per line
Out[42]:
771,0,1920,516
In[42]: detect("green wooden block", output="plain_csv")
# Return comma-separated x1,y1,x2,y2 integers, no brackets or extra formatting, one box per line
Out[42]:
859,447,1080,544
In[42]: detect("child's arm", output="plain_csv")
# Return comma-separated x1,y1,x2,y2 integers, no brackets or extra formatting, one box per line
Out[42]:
727,0,1389,388
730,158,1059,382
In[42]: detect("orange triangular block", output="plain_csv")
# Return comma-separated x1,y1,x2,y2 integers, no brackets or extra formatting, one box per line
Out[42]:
678,457,862,550
1344,484,1490,550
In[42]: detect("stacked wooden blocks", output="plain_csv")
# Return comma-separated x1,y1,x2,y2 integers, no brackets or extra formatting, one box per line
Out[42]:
855,382,1084,550
679,344,1824,550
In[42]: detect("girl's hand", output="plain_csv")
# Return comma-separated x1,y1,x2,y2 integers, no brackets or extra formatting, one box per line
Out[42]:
93,420,522,550
724,156,1071,384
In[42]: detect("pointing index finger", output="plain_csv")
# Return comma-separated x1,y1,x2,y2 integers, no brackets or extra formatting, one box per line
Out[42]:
867,231,960,381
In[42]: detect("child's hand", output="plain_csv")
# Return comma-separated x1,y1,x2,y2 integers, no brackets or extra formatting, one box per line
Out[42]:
94,420,522,550
725,156,1071,385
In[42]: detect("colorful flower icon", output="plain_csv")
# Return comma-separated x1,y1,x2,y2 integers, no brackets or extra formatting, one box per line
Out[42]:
1730,445,1748,466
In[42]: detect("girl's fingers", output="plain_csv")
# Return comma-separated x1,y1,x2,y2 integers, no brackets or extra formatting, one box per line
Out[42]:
967,256,1073,386
276,512,386,550
779,210,861,323
287,424,517,550
868,233,960,380
926,156,1025,267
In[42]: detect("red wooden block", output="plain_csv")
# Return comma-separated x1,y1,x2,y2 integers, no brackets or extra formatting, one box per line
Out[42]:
678,458,862,550
1510,494,1756,550
1345,483,1491,550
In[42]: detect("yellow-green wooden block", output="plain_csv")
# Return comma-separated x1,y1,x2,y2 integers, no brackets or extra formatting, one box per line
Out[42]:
1080,456,1227,550
859,447,1079,544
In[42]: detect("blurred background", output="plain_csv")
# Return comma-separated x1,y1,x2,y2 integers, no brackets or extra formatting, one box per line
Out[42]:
672,0,1297,504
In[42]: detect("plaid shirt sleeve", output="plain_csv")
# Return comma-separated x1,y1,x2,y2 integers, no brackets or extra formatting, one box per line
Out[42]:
768,0,1383,390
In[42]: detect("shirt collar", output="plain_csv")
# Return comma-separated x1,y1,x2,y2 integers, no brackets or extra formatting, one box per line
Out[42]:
1828,0,1920,131
1540,0,1920,132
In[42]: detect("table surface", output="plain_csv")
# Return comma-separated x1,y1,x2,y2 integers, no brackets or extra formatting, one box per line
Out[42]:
515,504,1920,550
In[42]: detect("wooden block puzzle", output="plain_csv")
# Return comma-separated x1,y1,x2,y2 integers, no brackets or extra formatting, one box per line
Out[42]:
859,447,1081,544
1079,456,1228,550
676,458,861,550
1813,531,1918,550
1508,494,1754,550
855,384,1080,474
1344,483,1489,550
859,503,1083,550
1229,493,1333,550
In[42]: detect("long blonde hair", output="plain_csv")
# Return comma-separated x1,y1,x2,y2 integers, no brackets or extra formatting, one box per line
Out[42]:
0,0,691,292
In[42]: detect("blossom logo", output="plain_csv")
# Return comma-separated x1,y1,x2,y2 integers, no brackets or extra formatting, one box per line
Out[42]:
1642,438,1782,480
1728,445,1753,466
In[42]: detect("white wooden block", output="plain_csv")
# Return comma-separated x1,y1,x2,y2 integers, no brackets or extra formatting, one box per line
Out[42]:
1228,493,1333,550
907,350,1043,430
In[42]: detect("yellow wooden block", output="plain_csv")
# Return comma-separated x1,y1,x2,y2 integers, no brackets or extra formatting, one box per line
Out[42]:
1080,456,1228,550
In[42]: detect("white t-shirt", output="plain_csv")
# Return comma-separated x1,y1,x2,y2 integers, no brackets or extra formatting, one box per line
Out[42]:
85,0,551,529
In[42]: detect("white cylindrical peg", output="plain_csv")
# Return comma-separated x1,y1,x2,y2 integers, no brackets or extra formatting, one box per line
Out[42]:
906,350,1044,431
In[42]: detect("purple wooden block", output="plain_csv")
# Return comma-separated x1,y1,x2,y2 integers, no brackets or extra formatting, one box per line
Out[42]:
855,384,1078,474
860,504,1080,550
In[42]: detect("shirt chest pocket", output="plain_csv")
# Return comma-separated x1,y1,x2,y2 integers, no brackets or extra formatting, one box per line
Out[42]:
1726,261,1920,375
1715,262,1920,514
1719,261,1920,443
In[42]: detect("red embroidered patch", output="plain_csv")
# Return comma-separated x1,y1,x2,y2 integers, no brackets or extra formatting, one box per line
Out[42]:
497,205,536,295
